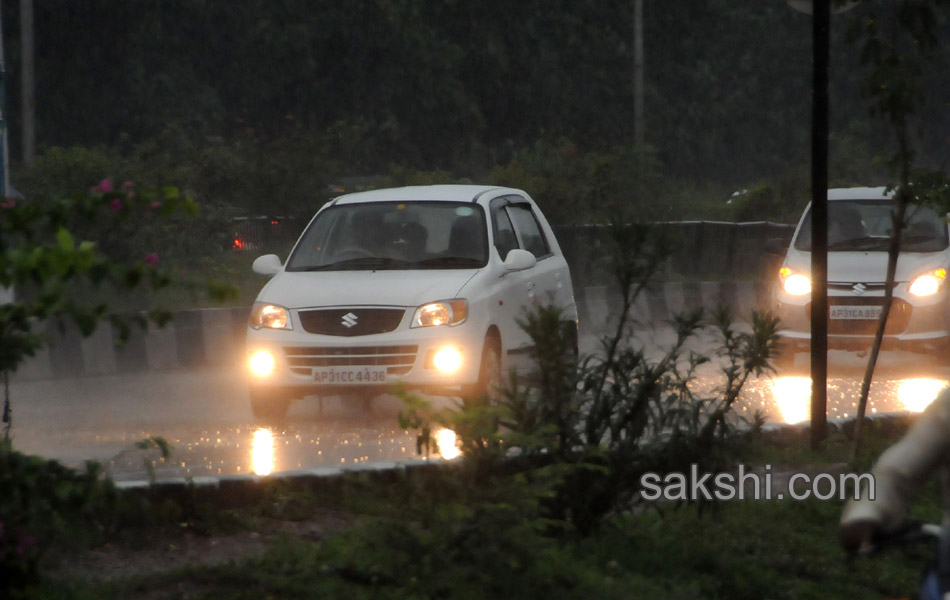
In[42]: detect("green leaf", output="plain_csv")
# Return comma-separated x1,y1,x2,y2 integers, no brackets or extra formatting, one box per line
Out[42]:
56,227,74,251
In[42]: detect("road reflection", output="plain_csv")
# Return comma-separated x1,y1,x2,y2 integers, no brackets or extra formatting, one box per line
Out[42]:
251,428,275,476
434,428,461,460
11,359,949,484
896,378,945,413
769,377,811,424
749,374,949,425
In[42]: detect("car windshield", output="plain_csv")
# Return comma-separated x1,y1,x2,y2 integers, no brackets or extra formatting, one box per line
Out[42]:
794,200,949,253
285,201,488,271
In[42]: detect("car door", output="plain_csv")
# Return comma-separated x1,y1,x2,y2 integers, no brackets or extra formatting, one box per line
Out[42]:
490,196,572,374
489,197,536,374
505,202,565,311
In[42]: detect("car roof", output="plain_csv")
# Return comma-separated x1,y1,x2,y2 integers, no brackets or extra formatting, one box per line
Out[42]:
827,186,894,201
329,184,525,206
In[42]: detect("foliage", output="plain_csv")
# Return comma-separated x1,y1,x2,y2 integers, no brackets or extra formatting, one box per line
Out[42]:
399,218,780,537
486,139,621,224
26,429,938,599
0,182,238,374
726,181,810,223
133,436,174,486
847,0,950,457
0,180,239,593
0,441,118,590
5,1,949,219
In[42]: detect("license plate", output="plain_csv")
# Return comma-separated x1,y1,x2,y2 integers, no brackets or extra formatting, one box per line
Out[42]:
829,306,883,320
313,366,388,384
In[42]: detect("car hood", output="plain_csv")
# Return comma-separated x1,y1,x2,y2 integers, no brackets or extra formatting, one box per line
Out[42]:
255,269,479,308
786,249,948,283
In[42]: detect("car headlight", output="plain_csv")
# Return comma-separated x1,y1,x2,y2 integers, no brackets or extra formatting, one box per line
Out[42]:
250,303,292,330
248,349,277,377
779,267,811,296
909,269,947,297
432,346,463,374
412,299,468,328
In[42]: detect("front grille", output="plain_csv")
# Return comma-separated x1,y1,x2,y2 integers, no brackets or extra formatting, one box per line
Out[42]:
806,297,912,335
284,345,417,376
827,282,895,293
298,308,405,336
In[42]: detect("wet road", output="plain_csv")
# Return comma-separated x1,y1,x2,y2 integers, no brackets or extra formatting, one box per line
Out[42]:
10,370,438,482
737,350,949,425
8,331,950,483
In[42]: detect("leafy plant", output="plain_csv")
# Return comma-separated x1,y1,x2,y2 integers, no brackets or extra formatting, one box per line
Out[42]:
400,219,780,536
134,436,174,486
0,441,118,590
0,181,238,437
847,0,950,459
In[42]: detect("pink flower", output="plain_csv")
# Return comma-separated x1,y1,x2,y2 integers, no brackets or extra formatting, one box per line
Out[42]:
93,178,114,193
122,181,136,198
150,201,161,210
0,199,15,209
109,198,123,213
144,253,159,266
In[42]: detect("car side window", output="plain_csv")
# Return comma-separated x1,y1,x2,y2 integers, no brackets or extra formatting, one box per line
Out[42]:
492,205,519,260
507,204,551,258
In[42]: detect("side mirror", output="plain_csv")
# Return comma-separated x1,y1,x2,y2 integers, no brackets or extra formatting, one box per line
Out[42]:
503,248,537,273
252,254,282,275
764,237,788,257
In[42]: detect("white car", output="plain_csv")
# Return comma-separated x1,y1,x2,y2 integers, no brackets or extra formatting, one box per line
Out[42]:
773,186,950,367
245,184,577,418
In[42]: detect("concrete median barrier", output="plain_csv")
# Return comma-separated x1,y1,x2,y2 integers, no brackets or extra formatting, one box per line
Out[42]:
12,281,773,381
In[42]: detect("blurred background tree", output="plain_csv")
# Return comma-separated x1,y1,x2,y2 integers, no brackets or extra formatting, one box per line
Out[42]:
0,0,946,223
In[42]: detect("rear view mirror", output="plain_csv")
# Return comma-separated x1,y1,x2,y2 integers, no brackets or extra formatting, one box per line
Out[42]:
252,254,282,275
503,248,537,272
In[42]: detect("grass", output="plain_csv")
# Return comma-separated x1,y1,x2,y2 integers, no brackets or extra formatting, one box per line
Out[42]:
36,493,937,599
16,418,939,600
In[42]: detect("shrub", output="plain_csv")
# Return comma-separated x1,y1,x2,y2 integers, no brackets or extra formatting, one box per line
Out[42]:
400,219,780,535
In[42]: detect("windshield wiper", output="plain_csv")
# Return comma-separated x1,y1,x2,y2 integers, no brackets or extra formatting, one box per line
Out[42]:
413,256,484,268
827,237,889,251
898,234,948,251
290,257,412,271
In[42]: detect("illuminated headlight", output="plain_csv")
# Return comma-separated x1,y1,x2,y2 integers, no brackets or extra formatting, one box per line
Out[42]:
412,300,468,328
248,350,277,377
432,347,463,374
909,269,947,297
250,303,292,330
779,267,811,296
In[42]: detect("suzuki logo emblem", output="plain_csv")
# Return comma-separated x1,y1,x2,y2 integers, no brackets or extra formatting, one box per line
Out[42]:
341,312,358,328
852,283,867,296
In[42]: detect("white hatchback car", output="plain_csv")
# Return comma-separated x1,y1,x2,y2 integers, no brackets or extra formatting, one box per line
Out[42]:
773,186,950,367
245,185,577,418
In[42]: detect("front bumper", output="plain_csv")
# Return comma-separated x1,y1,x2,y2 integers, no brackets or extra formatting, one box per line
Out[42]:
774,288,950,354
245,323,485,396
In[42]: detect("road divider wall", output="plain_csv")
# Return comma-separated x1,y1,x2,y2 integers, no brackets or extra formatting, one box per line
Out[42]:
13,280,775,381
575,280,774,335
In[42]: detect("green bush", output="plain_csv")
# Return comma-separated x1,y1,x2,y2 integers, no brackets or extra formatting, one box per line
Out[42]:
0,442,118,590
399,219,781,538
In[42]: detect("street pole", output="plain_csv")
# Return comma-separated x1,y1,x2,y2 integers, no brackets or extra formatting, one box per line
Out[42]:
0,4,9,198
809,0,830,449
633,0,644,146
20,0,34,166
